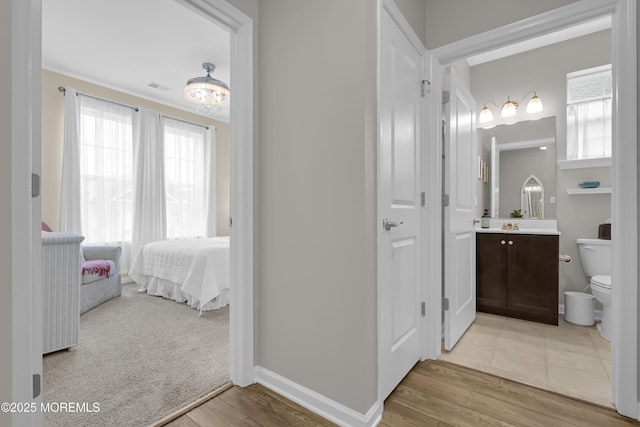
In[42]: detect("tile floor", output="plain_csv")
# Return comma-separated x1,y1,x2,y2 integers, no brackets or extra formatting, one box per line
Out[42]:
439,312,612,408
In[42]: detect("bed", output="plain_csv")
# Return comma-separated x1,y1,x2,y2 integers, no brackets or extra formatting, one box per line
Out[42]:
129,236,230,312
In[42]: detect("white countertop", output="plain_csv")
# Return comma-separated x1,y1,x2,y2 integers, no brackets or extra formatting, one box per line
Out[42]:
476,218,561,235
476,227,561,235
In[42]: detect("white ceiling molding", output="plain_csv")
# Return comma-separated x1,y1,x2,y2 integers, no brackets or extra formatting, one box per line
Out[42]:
467,15,611,66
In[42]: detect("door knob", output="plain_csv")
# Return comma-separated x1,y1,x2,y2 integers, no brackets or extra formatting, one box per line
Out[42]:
473,219,480,225
383,218,403,231
501,240,506,245
508,240,514,245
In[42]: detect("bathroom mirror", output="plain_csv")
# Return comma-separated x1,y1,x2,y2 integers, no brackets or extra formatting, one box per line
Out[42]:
477,116,556,219
521,175,544,219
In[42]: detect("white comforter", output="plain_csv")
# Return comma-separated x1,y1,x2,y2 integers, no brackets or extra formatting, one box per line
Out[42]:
129,237,230,311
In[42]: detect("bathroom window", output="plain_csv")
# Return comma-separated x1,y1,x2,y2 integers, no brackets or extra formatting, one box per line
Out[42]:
566,64,612,160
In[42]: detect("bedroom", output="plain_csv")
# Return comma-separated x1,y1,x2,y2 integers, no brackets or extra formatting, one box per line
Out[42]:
40,0,233,425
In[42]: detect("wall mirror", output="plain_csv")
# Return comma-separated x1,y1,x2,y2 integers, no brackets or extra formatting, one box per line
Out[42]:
478,116,556,219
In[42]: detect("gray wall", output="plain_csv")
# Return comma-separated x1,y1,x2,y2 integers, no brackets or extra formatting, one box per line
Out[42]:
256,0,378,414
470,30,611,304
425,0,579,49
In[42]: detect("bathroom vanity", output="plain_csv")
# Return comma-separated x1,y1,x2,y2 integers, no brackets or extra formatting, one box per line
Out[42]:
476,225,559,326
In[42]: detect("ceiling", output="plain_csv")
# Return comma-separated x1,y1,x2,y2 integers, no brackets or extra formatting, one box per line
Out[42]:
42,0,231,122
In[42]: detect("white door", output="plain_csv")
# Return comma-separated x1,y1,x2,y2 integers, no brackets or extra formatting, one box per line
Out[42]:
443,66,477,351
379,8,425,400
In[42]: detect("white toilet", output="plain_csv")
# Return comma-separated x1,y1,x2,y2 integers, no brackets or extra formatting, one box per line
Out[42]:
576,238,612,341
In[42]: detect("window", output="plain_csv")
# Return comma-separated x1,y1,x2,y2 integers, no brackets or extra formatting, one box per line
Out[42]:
79,97,134,247
566,64,612,160
163,118,208,239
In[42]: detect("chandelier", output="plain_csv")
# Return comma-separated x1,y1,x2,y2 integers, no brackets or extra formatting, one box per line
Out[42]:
478,91,542,125
184,63,230,116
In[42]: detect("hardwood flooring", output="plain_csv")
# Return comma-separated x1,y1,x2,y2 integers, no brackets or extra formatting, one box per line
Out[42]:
164,360,638,427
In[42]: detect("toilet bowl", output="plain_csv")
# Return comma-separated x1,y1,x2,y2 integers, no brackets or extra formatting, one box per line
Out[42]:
576,238,612,341
590,275,611,341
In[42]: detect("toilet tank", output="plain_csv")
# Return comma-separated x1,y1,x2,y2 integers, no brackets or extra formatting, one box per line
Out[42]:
576,238,611,277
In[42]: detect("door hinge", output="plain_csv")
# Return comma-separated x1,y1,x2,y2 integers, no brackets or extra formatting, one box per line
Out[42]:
31,173,40,198
421,79,430,97
442,90,450,105
229,217,233,227
442,194,450,207
442,297,450,311
33,373,41,398
421,301,426,317
421,192,426,207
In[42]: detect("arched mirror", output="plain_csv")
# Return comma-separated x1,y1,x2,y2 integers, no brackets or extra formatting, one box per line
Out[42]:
521,175,544,219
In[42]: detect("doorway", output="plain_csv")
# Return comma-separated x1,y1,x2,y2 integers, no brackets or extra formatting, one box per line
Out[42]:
430,0,637,419
12,0,254,425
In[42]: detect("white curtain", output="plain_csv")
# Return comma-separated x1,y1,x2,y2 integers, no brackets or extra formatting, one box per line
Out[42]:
566,98,612,160
59,87,82,234
163,119,214,239
131,108,166,261
78,97,134,270
204,127,217,237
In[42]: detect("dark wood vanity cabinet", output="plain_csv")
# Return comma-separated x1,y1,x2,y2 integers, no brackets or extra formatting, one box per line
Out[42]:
477,233,558,325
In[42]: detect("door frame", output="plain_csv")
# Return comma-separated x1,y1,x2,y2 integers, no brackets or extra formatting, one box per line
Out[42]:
11,3,254,425
176,0,256,389
428,0,637,419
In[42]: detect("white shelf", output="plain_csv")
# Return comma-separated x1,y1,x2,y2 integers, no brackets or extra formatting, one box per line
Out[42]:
566,187,612,195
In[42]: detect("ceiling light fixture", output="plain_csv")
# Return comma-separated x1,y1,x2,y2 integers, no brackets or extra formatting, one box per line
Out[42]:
184,63,230,116
478,91,543,125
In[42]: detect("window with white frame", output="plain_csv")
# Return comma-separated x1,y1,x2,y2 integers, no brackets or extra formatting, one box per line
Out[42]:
163,118,207,239
79,97,134,247
566,64,612,160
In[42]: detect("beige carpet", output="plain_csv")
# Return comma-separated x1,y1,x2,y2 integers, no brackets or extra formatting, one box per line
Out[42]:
43,283,230,427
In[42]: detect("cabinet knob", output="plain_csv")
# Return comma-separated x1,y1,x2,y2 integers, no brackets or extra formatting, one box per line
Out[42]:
508,240,514,245
501,240,506,245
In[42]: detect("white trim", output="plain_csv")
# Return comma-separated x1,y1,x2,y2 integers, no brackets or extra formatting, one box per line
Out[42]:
497,137,556,152
431,0,637,419
432,0,619,65
381,0,425,53
610,0,637,417
255,366,382,427
10,0,42,426
558,157,612,169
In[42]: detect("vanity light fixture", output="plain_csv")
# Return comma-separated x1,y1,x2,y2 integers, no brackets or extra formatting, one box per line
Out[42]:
478,91,543,124
184,63,230,116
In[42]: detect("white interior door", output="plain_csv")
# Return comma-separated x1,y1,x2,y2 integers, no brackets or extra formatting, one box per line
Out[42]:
378,8,425,400
443,66,477,351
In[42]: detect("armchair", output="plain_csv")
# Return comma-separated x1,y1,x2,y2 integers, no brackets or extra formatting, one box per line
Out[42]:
81,245,122,314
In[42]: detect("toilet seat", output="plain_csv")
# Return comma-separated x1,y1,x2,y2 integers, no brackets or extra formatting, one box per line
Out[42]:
591,275,611,289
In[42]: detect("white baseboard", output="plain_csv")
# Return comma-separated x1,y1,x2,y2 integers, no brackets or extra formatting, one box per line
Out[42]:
254,366,382,427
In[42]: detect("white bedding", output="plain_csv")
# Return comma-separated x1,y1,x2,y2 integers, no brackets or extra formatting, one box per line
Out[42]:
129,237,230,312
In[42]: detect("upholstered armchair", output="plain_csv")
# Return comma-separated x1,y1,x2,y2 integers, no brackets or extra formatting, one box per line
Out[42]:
81,245,122,314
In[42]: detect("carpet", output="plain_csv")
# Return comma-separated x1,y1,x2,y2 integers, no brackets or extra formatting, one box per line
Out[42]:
43,283,230,427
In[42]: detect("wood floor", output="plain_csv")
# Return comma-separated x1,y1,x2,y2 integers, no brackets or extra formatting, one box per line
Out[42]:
164,360,639,427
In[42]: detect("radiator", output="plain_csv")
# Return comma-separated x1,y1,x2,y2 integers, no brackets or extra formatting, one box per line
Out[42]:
42,232,84,354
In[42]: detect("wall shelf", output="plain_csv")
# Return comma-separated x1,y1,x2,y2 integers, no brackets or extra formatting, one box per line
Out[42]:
566,187,612,195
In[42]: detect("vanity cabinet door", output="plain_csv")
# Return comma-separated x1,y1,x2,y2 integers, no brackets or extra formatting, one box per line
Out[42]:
507,234,559,325
476,233,507,310
476,233,559,325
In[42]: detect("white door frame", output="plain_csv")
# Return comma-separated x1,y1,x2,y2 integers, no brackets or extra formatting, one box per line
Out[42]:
429,0,637,419
163,0,257,387
10,4,254,425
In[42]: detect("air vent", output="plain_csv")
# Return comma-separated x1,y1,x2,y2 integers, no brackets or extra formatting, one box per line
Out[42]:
147,81,171,91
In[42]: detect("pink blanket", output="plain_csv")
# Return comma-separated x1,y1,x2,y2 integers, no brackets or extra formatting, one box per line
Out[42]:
82,260,111,278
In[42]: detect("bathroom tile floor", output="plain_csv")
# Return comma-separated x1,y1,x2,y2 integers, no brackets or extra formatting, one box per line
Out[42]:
439,312,612,408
